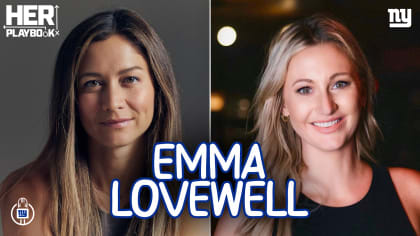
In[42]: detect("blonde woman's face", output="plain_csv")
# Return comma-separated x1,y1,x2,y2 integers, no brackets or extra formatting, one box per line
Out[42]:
77,35,155,148
282,43,361,152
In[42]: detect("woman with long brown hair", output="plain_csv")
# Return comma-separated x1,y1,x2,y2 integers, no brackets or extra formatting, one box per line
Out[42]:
0,9,188,235
215,15,420,236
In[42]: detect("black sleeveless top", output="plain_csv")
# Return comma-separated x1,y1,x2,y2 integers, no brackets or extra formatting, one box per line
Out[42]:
273,165,416,236
99,210,132,236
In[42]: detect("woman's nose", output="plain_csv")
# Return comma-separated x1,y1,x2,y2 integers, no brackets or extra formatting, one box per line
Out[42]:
318,91,338,115
101,83,124,111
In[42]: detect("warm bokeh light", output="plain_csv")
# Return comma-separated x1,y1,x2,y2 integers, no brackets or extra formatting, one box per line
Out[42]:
280,0,296,12
217,26,237,46
237,98,250,119
238,98,250,111
211,93,225,112
267,0,297,15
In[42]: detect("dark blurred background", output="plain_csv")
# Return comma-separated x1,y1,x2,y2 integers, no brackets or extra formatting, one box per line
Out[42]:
212,0,420,171
0,0,209,187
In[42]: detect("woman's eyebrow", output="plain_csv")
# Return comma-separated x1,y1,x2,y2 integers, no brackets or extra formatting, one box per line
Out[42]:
78,66,145,80
292,72,353,86
329,72,352,80
78,72,102,80
118,66,144,75
292,78,313,86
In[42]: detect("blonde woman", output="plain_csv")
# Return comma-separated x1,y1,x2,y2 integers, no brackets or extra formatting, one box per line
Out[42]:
0,9,191,235
215,15,420,236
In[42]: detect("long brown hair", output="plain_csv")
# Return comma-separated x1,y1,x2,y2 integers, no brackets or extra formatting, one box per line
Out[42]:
243,14,381,236
2,9,181,236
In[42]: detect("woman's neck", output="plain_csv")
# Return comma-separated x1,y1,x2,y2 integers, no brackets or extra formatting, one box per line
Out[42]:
300,140,372,207
88,138,146,211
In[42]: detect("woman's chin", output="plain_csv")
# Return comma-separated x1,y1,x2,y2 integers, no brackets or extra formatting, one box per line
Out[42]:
94,136,141,149
305,135,352,153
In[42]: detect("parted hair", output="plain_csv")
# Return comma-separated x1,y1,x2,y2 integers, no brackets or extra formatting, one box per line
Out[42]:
1,9,181,236
242,14,381,236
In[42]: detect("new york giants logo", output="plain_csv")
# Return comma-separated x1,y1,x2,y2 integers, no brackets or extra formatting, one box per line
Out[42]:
10,197,35,226
388,9,412,28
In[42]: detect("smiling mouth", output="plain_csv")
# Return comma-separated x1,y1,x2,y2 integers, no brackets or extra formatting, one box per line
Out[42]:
100,118,134,127
312,118,342,128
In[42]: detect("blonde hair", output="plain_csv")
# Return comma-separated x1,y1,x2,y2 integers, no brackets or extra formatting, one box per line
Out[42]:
1,9,181,236
242,14,381,236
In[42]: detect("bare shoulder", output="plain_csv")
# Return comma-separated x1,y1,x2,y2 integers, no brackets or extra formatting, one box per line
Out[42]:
389,167,420,234
214,212,245,236
0,164,52,235
389,167,420,202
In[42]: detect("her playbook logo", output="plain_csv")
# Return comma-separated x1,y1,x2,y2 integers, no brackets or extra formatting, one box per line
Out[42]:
3,5,59,38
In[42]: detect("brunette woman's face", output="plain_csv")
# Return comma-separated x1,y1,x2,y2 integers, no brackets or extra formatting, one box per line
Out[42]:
77,35,155,148
282,43,361,152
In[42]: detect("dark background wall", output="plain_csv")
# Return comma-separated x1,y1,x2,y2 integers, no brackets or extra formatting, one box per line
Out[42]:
211,0,420,232
212,0,420,169
0,0,209,184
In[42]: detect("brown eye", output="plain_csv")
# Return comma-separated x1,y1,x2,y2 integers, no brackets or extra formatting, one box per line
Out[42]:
84,80,102,88
123,76,139,84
